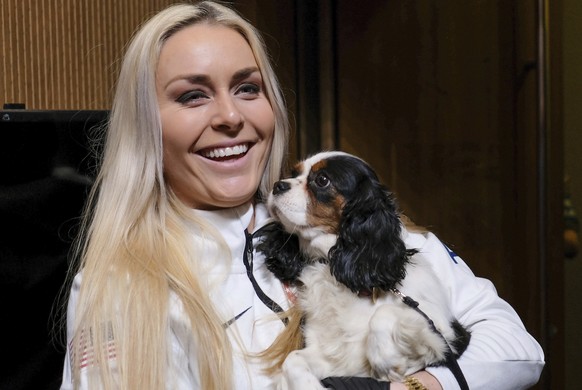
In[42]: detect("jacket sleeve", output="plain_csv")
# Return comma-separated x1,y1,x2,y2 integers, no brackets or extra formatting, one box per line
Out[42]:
407,232,545,390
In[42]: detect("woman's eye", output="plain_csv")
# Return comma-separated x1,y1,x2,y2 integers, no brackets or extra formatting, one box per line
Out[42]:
314,174,330,188
176,90,208,104
236,83,261,96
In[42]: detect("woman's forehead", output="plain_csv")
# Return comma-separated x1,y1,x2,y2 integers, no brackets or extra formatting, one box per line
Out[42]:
157,24,257,80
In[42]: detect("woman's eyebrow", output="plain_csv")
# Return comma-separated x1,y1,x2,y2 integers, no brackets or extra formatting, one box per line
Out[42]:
163,67,260,90
163,74,210,90
231,67,261,84
185,74,211,84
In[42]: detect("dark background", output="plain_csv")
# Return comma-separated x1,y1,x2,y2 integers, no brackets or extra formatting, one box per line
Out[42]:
0,110,107,389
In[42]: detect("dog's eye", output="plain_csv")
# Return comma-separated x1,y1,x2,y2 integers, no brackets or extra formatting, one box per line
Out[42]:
314,173,331,188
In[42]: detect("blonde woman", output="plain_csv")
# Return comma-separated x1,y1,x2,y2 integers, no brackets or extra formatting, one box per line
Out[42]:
60,1,544,389
61,2,290,389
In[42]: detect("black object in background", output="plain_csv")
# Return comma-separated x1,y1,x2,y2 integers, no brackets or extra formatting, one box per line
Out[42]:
0,109,108,390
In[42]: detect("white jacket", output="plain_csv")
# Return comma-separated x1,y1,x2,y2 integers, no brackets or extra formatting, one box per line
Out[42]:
402,230,545,389
61,203,544,389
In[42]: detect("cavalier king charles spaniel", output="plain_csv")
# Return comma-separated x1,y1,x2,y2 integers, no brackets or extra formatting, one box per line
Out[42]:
257,151,470,390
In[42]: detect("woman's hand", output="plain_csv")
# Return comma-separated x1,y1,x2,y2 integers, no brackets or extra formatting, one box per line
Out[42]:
390,371,443,390
319,371,443,390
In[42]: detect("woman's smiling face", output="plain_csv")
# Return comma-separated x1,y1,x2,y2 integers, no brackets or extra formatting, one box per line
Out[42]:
156,23,275,209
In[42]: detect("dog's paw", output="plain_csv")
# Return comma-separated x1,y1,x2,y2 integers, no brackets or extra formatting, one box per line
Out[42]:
366,304,447,382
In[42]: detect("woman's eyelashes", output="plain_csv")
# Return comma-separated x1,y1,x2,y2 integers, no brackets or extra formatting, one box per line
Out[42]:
235,82,261,98
175,82,261,105
176,89,209,105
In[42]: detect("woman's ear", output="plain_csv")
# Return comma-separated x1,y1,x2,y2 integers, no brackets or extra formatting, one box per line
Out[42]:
255,222,307,285
329,180,410,293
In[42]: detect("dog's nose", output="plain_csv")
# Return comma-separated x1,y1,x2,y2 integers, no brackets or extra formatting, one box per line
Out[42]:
272,180,291,195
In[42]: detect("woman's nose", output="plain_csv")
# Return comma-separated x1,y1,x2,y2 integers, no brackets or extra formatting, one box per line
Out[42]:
211,94,243,132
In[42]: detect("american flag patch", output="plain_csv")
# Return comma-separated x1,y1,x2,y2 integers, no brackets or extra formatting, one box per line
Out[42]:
71,322,117,370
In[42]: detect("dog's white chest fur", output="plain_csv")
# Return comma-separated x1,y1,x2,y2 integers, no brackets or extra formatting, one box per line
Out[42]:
278,257,457,390
297,263,380,375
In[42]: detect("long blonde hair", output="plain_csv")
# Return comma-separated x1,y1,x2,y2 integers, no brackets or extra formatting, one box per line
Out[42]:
66,2,289,389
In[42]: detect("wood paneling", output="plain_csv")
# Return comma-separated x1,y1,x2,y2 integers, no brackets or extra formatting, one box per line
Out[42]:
336,0,513,288
0,0,177,109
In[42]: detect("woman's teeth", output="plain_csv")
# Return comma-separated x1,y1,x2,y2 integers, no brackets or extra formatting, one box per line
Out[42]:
202,144,249,159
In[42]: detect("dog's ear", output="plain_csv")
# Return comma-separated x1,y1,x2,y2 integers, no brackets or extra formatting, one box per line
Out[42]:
329,179,411,293
255,222,307,285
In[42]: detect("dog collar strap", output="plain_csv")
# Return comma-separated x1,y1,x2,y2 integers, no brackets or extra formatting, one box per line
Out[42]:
244,229,288,325
358,287,381,303
390,288,419,308
391,288,470,390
